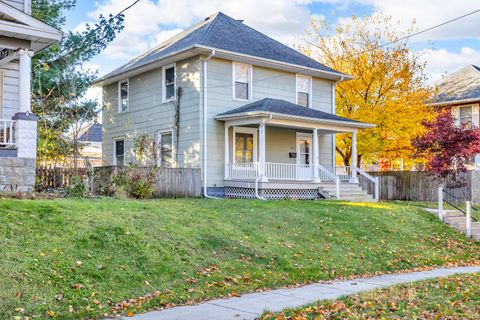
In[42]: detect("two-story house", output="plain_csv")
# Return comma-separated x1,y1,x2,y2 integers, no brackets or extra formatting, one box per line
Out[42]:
430,65,480,170
97,12,377,201
0,0,61,191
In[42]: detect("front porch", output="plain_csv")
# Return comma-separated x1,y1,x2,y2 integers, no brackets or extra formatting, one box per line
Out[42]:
215,98,379,201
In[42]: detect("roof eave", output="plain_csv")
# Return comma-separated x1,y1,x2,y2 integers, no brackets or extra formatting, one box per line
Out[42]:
94,44,352,86
215,111,374,129
428,97,480,107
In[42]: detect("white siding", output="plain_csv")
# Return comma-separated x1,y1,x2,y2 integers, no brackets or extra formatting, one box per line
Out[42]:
0,61,19,119
3,0,29,12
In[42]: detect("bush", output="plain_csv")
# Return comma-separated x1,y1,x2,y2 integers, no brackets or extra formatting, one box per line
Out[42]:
113,166,157,199
66,175,87,197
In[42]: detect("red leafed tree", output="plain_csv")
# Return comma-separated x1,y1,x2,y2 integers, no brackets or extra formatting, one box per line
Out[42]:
413,108,480,184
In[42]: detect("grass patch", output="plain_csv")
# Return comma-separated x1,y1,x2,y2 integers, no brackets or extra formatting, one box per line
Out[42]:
0,198,479,319
261,272,480,319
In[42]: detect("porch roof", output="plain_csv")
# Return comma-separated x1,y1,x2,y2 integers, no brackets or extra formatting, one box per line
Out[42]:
215,98,374,130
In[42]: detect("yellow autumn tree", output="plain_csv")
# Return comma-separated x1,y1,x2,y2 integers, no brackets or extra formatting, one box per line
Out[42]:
300,14,434,167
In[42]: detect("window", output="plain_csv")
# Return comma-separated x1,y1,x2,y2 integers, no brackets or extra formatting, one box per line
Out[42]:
157,130,174,167
114,139,125,166
162,64,176,102
118,80,129,112
296,75,311,107
233,127,257,163
459,106,473,129
233,62,252,101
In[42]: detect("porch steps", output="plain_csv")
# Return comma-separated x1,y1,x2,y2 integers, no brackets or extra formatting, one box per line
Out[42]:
319,183,376,202
425,208,480,241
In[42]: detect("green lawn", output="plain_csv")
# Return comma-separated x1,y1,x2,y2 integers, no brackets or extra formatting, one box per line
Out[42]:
1,198,479,319
261,273,480,319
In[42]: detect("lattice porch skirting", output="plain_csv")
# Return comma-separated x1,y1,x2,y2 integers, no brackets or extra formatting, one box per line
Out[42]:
224,186,320,200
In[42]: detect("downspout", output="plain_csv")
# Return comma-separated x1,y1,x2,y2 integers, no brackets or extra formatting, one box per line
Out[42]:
202,50,222,199
254,114,273,201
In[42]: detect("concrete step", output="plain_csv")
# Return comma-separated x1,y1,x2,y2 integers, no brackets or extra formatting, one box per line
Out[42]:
451,222,480,231
444,216,467,224
473,233,480,241
443,210,465,218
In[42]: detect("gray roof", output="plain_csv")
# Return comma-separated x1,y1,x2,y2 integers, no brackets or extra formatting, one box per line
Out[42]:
216,98,367,125
78,122,102,142
432,65,480,104
99,12,343,81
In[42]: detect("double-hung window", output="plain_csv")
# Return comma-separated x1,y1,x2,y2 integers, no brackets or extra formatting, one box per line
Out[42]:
296,75,311,108
233,62,252,101
118,80,129,113
162,64,176,102
157,130,174,167
459,106,473,129
114,138,125,166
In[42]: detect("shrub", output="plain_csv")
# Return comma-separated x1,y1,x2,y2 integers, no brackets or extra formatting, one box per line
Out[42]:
113,166,157,199
66,175,87,197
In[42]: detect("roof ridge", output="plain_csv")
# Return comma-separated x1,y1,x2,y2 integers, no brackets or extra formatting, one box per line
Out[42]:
198,12,222,44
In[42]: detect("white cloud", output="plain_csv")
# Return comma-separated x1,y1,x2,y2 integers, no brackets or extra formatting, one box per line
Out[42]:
420,47,480,83
80,0,311,62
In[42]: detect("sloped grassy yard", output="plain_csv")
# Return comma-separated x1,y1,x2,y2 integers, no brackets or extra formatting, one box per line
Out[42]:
262,273,480,319
1,199,479,319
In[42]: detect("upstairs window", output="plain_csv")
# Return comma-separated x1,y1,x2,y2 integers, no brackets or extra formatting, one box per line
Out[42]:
162,64,176,102
118,80,129,113
114,139,125,166
296,75,311,107
157,130,174,167
459,106,473,129
233,62,252,101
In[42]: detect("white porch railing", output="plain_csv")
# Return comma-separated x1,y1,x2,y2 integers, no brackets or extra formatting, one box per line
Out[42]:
264,162,312,181
319,164,340,199
355,167,380,201
0,119,15,147
225,162,259,180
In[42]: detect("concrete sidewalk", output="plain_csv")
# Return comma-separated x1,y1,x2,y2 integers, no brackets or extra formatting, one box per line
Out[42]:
125,266,480,320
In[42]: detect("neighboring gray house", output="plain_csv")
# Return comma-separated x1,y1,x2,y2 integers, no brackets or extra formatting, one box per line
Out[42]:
96,12,377,200
0,0,62,191
430,65,480,170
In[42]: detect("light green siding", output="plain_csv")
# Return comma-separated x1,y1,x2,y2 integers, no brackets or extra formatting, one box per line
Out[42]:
102,56,336,188
204,57,335,187
102,56,201,167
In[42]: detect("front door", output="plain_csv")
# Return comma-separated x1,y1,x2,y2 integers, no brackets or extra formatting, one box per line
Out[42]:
296,133,313,180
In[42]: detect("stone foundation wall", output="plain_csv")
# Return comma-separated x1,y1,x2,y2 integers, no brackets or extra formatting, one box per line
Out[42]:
0,157,36,192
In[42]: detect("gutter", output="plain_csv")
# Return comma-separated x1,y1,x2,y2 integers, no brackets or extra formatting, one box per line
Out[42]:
202,50,222,199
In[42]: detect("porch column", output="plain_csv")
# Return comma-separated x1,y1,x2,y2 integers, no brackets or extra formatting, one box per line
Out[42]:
312,128,320,182
18,49,34,114
350,131,358,183
224,125,230,179
259,123,268,182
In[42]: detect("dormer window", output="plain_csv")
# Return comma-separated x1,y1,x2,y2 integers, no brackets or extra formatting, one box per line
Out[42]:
162,64,176,102
296,74,311,108
233,62,252,101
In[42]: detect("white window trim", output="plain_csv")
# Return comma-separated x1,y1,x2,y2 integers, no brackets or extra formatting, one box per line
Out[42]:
156,129,176,167
113,137,126,166
162,63,176,103
118,79,129,113
456,104,479,128
232,126,258,163
232,62,253,102
296,74,312,108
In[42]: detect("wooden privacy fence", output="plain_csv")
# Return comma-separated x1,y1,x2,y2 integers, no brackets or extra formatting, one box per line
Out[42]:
36,166,87,190
359,171,480,204
93,166,202,198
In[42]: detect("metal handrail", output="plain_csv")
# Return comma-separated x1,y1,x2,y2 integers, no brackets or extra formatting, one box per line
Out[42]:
442,189,478,222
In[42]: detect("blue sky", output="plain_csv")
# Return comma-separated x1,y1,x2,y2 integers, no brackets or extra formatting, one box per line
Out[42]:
63,0,480,99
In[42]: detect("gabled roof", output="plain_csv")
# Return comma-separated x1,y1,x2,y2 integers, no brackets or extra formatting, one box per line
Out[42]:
97,12,348,83
431,65,480,105
78,122,102,143
0,1,63,51
216,98,373,128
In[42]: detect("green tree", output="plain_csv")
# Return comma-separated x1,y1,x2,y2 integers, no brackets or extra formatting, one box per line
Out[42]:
31,0,124,167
